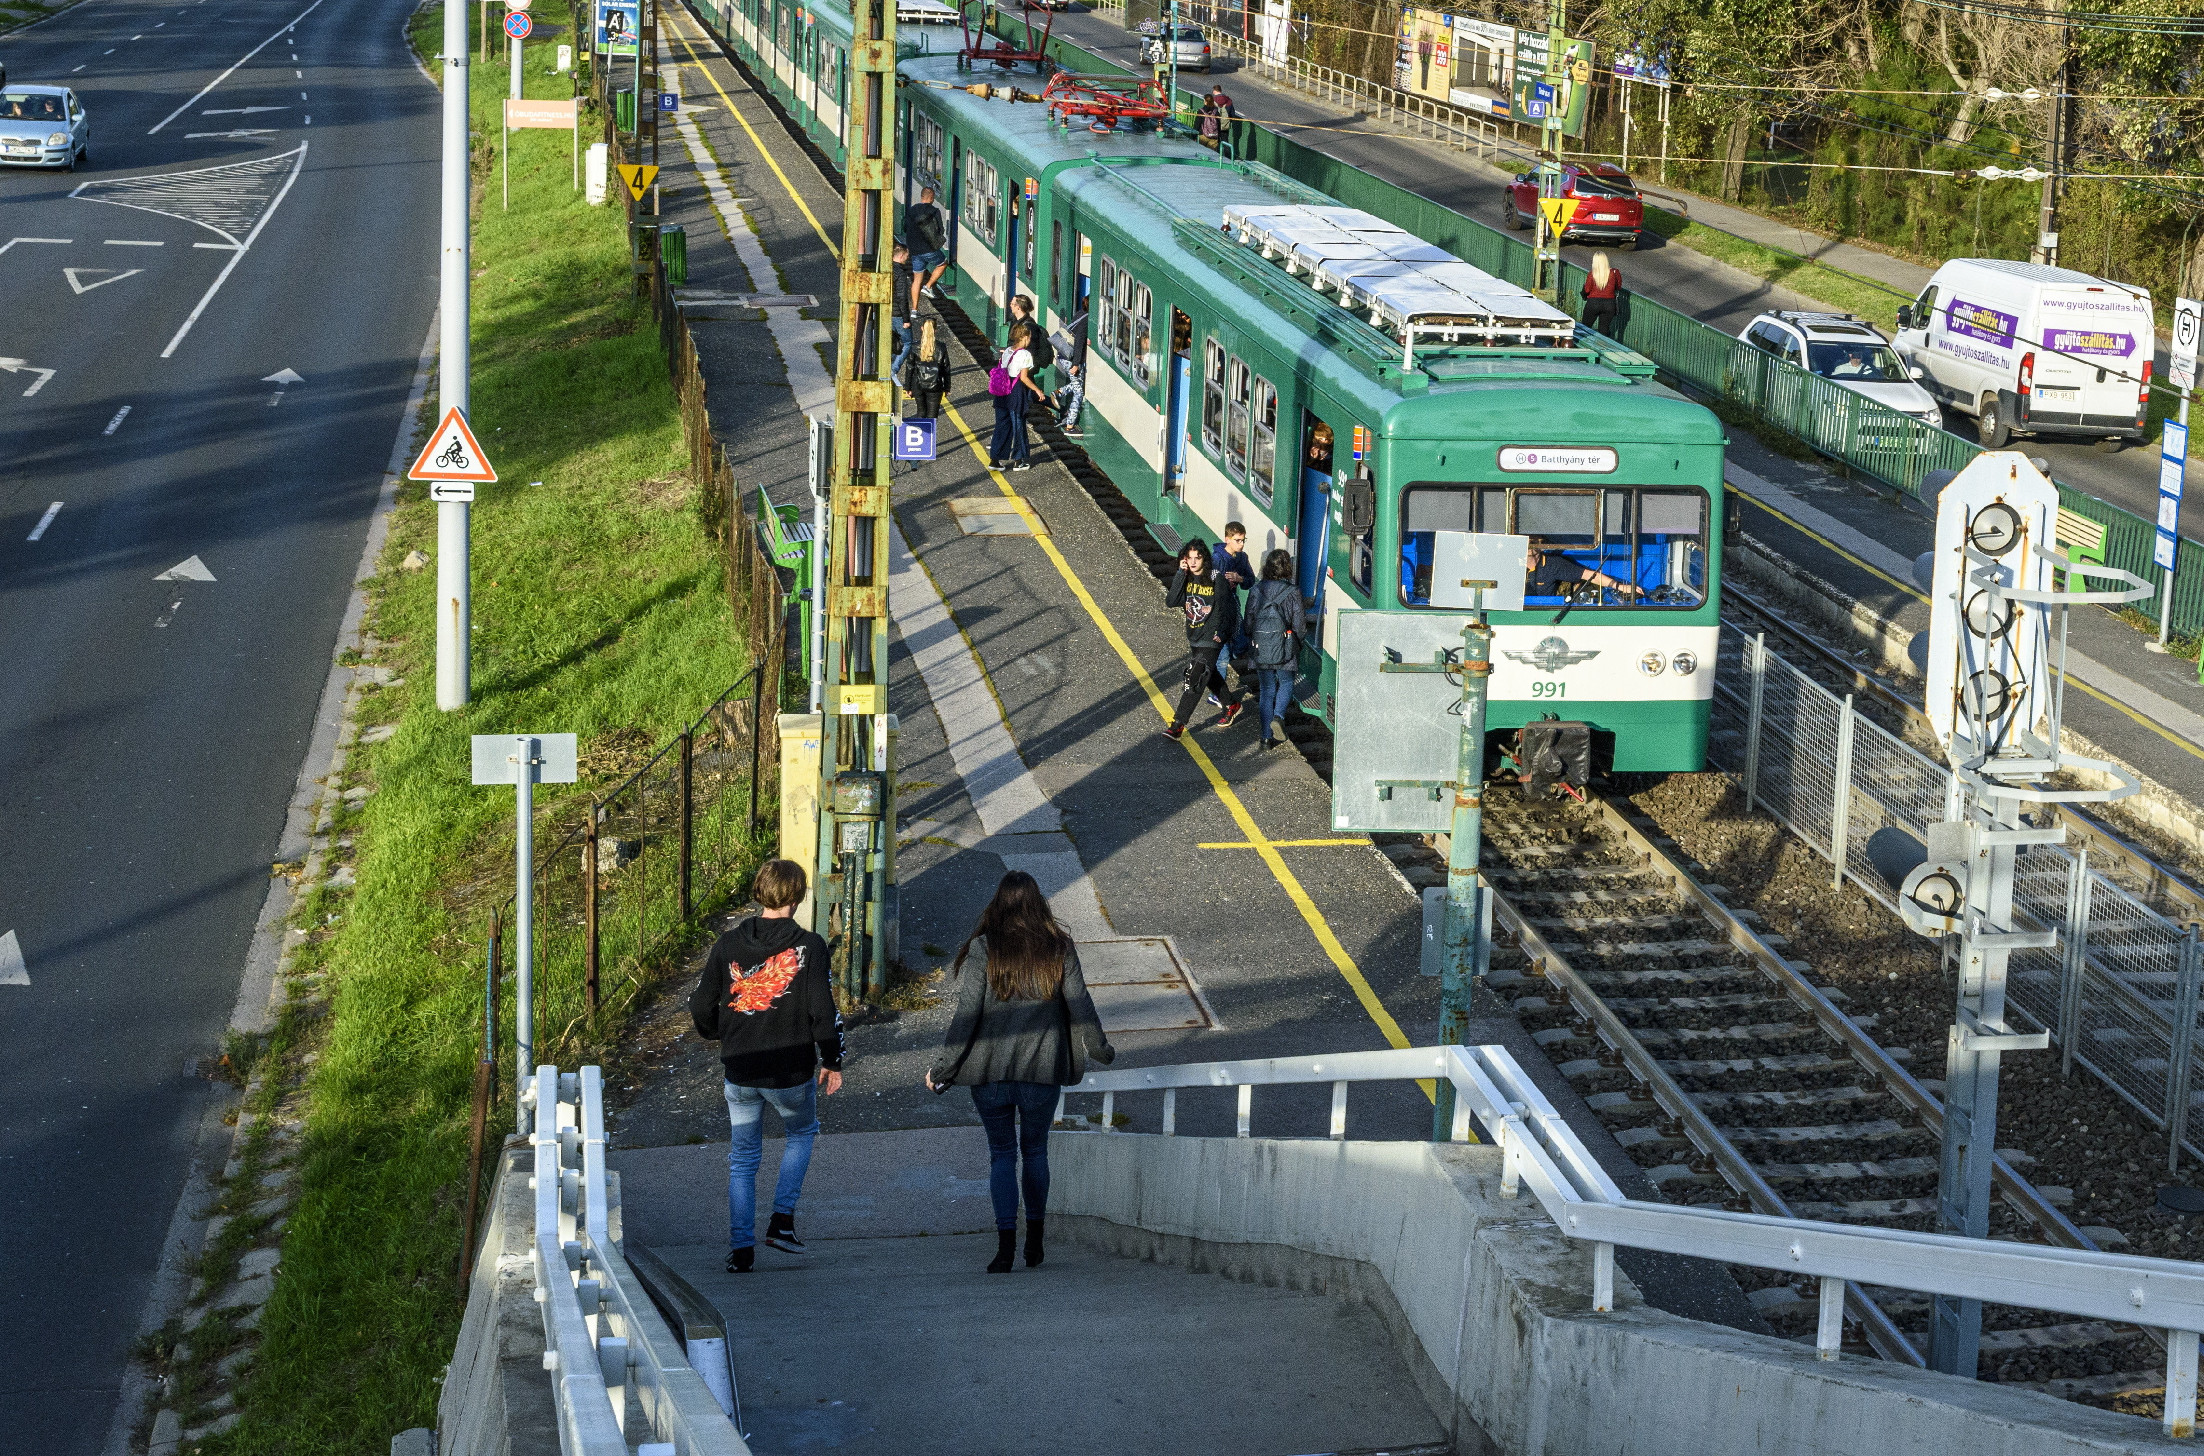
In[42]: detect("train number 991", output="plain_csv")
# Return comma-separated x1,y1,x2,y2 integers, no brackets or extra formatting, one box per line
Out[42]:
1530,681,1568,699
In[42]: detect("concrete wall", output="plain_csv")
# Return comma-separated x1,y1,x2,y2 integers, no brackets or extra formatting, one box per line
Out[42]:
438,1143,561,1456
1050,1132,2185,1456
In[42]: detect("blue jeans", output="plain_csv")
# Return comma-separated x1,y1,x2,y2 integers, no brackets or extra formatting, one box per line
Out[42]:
891,317,910,380
970,1080,1057,1231
724,1079,820,1250
1257,667,1295,738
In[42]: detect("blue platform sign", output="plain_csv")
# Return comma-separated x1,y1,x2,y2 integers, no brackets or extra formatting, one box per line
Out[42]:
657,90,679,111
1533,80,1555,104
2158,420,2188,571
893,417,937,462
1523,99,1549,119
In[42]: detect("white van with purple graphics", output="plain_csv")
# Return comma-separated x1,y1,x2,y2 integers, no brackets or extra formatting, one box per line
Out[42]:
1893,258,2155,452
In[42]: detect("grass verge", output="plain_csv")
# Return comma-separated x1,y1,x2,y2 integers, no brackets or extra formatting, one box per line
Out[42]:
1639,206,1902,332
190,12,752,1451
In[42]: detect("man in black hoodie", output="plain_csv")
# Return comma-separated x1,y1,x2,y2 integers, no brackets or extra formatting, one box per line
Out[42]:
689,859,844,1272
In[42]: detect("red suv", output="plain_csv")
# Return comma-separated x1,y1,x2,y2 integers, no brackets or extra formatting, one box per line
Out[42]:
1503,164,1644,247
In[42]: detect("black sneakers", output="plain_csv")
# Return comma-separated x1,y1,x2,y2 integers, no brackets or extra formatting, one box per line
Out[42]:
726,1245,755,1274
1215,703,1246,730
766,1213,807,1254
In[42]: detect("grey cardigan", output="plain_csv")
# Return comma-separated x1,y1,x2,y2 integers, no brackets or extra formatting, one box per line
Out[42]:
929,938,1116,1088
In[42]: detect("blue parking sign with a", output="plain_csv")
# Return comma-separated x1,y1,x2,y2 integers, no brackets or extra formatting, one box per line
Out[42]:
657,90,679,111
893,418,937,461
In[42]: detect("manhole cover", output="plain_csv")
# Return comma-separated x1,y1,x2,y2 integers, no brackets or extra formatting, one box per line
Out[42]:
946,497,1042,536
2158,1185,2204,1215
1077,936,1214,1032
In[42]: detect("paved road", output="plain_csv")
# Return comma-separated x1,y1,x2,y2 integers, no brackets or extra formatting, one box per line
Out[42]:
1040,9,2180,536
0,0,436,1450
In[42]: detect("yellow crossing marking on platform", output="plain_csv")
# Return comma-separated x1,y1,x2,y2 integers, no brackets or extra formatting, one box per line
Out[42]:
1735,489,2204,765
701,24,1434,1098
1199,838,1371,849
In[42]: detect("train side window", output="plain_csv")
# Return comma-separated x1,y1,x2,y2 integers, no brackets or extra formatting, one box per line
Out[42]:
912,112,943,190
1249,377,1277,504
1225,357,1251,478
1201,338,1226,454
962,151,1000,248
1129,279,1153,386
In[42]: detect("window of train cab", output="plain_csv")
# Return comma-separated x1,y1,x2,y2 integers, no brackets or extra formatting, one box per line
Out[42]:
1394,484,1709,610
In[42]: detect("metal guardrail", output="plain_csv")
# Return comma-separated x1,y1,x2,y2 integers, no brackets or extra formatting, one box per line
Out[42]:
1716,628,2204,1172
1066,1044,2204,1437
527,1065,752,1455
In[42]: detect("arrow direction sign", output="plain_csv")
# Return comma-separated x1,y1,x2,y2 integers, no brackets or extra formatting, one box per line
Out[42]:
64,267,143,295
153,554,216,582
0,931,25,987
408,406,499,483
617,163,658,202
0,358,56,397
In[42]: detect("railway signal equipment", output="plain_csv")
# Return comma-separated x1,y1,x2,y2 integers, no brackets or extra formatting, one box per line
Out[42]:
1907,451,2152,1378
955,0,1054,73
1039,71,1169,131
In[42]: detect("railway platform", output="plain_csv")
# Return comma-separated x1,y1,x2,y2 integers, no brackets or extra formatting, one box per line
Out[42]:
543,10,2204,1451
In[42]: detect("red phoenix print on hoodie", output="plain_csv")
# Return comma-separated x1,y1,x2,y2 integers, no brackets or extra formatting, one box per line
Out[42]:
727,946,803,1014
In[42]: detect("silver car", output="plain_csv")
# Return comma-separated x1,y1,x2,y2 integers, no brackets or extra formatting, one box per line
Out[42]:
0,86,90,171
1136,22,1212,71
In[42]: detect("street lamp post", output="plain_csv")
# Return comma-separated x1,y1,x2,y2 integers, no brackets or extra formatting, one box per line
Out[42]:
439,0,474,711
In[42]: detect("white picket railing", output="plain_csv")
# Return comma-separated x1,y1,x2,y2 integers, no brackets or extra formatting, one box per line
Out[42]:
1067,1044,2204,1437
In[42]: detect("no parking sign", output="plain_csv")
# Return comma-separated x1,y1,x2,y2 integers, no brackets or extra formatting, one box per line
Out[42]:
505,10,532,38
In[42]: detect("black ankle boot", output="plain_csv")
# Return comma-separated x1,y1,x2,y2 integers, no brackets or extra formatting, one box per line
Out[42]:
987,1229,1017,1273
1023,1218,1045,1269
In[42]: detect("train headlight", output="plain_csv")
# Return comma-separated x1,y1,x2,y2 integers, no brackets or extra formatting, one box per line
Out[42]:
1671,650,1697,676
1638,650,1666,676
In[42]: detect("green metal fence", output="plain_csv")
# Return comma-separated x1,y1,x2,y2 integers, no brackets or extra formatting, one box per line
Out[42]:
991,14,2198,642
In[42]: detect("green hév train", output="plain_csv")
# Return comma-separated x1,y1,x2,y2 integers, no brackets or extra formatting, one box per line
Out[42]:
692,0,1727,773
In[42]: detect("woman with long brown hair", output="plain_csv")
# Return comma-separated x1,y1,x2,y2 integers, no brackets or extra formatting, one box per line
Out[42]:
927,871,1115,1272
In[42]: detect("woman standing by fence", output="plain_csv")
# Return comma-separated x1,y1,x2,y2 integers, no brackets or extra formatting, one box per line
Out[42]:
927,872,1116,1273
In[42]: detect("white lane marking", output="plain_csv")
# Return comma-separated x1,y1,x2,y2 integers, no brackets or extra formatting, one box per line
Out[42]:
304,116,311,125
0,931,26,987
132,33,144,39
183,129,280,139
154,555,216,581
300,91,308,100
192,242,239,249
72,64,86,73
27,502,63,541
295,69,302,78
155,598,184,628
147,0,327,135
103,405,131,434
65,267,144,293
201,105,289,115
0,358,57,395
158,145,308,359
104,48,115,54
105,239,166,246
0,238,72,254
73,144,303,249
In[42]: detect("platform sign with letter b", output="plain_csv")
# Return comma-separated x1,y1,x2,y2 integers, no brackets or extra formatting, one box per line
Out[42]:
892,418,937,461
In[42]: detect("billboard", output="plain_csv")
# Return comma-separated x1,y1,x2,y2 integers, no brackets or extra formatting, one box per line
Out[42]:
1396,11,1593,136
596,0,639,56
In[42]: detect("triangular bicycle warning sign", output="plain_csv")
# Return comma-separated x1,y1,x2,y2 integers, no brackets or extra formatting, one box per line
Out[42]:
617,163,659,202
1538,197,1581,233
408,406,499,483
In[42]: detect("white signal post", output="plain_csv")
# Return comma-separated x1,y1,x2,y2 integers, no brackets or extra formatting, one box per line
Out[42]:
440,0,474,711
2156,296,2201,651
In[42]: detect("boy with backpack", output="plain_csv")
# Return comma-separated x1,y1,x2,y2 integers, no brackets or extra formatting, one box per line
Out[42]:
1246,549,1308,749
1208,522,1254,701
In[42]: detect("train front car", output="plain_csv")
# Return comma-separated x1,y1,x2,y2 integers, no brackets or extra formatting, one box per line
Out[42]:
1367,360,1727,775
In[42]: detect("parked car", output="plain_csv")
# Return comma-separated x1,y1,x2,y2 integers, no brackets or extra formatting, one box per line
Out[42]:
1739,311,1942,428
1502,163,1642,247
1894,258,2155,451
0,85,90,171
1136,23,1211,71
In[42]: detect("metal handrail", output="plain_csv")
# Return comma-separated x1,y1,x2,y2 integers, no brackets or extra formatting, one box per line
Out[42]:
1067,1044,2204,1437
527,1065,753,1454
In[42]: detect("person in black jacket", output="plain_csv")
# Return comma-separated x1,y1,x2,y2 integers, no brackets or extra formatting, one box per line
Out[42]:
1163,539,1243,739
902,316,953,421
689,859,844,1273
906,184,950,298
1246,548,1308,750
927,871,1114,1273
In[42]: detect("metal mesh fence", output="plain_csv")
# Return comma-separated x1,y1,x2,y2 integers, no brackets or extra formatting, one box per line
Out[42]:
1715,629,2204,1165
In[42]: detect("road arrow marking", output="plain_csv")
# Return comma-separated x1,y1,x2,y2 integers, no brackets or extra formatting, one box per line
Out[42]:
154,554,216,581
0,358,57,396
65,267,144,294
201,105,290,114
181,129,279,139
262,367,304,385
0,931,25,986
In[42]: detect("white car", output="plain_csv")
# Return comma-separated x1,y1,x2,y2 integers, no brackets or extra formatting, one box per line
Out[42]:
1136,23,1211,71
0,85,90,171
1739,310,1941,427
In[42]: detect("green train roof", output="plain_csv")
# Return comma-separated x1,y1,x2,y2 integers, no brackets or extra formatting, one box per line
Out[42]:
903,54,1724,446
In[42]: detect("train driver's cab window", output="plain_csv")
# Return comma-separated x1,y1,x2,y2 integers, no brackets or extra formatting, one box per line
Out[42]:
1397,486,1707,609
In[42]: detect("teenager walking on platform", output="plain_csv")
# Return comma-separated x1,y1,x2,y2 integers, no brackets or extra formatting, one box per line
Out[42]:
689,859,844,1273
927,872,1115,1273
1163,539,1243,739
1247,548,1307,749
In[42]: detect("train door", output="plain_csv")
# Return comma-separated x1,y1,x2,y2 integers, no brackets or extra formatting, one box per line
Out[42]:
1165,308,1193,500
1005,198,1020,314
948,136,962,274
1297,411,1334,608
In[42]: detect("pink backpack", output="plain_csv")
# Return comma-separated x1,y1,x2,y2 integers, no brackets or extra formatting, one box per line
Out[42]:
987,366,1015,396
